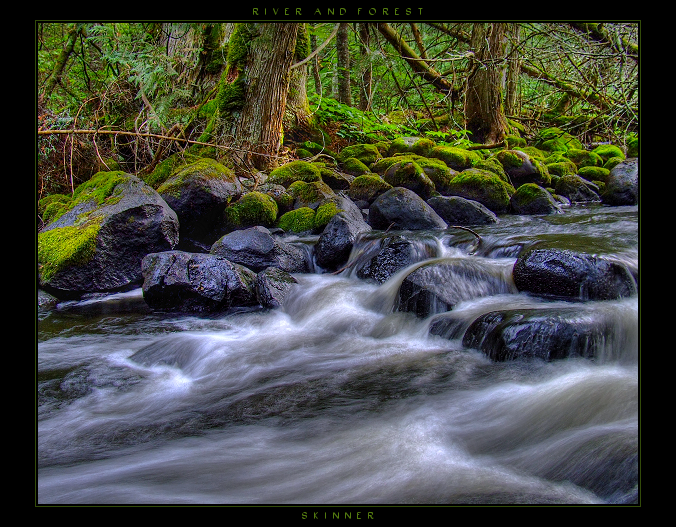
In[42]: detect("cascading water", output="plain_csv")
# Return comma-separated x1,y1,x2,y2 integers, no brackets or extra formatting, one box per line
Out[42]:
37,204,639,506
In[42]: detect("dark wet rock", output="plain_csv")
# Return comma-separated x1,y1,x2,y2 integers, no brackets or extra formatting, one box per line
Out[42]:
509,183,563,215
427,195,498,225
255,267,299,309
461,307,619,361
368,187,448,230
512,247,636,301
554,175,601,203
210,226,310,273
315,197,372,271
356,235,438,284
602,158,638,206
141,250,257,313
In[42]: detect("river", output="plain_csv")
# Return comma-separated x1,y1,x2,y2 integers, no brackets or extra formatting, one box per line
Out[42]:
36,204,639,506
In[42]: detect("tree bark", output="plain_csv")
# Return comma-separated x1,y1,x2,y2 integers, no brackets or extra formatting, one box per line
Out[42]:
284,24,314,143
233,23,299,172
464,23,509,144
358,23,373,112
42,24,82,98
336,23,351,105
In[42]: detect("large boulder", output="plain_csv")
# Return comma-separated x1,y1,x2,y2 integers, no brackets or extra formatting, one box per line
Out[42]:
315,198,372,271
602,158,638,206
512,247,636,301
141,250,257,313
427,195,498,225
210,226,310,273
368,187,448,230
221,191,279,232
37,171,179,299
156,158,242,250
348,174,393,205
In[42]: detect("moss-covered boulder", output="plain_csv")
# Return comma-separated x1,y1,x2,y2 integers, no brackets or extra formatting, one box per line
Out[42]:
157,157,243,250
348,174,393,205
222,191,279,231
336,143,382,166
430,145,480,171
276,207,316,233
258,183,294,215
387,136,436,157
565,148,603,168
627,136,638,158
445,168,516,214
496,150,551,188
341,157,371,176
382,161,436,200
268,160,322,187
534,127,584,153
38,171,179,299
509,183,563,215
592,144,625,163
578,165,611,184
317,166,354,190
546,159,578,177
287,180,336,209
554,175,601,203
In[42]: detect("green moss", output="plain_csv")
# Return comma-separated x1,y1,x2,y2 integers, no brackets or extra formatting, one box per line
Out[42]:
72,171,129,205
157,157,236,199
535,127,583,151
336,143,382,165
223,191,278,229
592,144,625,162
565,148,603,168
382,161,435,199
603,156,624,171
39,194,72,223
38,219,102,282
430,146,480,170
578,165,610,183
348,174,393,203
496,150,524,168
277,207,316,233
268,160,322,187
288,180,334,206
505,135,527,149
342,157,370,176
312,201,341,230
446,168,515,213
547,160,578,177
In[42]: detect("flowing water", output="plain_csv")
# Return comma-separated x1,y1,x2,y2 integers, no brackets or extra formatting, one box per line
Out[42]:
36,204,639,506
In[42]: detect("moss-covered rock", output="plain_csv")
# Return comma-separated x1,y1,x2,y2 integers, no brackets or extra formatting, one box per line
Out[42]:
312,200,341,231
509,183,563,215
578,165,611,183
157,157,243,249
287,180,336,209
445,168,516,214
534,127,584,152
496,150,551,187
38,193,73,225
276,207,316,233
555,175,601,203
268,160,322,187
565,148,604,168
430,145,480,171
505,135,527,149
258,183,294,214
603,156,625,171
317,167,354,190
382,161,436,200
38,172,179,298
336,143,382,165
474,156,510,183
592,144,625,163
626,135,638,158
546,160,579,177
341,157,371,176
388,136,437,157
223,191,279,230
348,174,393,204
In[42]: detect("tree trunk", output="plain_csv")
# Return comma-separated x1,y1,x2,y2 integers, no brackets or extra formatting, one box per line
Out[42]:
358,23,373,111
464,23,509,145
232,23,299,172
336,23,351,105
42,24,82,98
504,23,521,117
284,24,314,143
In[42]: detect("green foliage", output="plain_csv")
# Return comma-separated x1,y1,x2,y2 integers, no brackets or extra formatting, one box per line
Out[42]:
310,94,413,142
